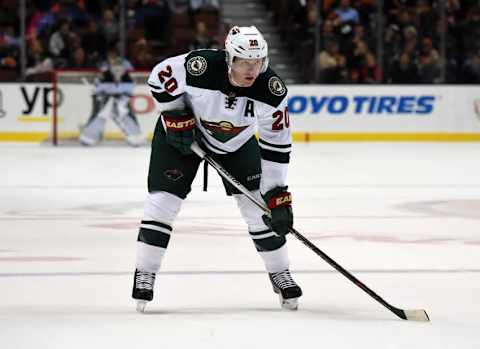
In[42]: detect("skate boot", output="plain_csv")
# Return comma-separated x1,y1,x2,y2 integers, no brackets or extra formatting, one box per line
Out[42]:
269,269,303,311
132,269,156,313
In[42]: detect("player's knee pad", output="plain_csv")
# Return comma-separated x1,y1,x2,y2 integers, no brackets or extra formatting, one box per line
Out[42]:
234,191,287,253
138,191,183,250
234,190,269,232
143,191,183,225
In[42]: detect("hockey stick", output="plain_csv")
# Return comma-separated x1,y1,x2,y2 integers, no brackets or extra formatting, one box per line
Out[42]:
190,142,430,322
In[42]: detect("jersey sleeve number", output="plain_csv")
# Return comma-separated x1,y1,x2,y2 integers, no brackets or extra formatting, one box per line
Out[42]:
272,107,290,131
157,65,178,93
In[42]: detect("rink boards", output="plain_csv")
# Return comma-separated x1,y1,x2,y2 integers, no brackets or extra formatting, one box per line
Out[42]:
0,83,479,142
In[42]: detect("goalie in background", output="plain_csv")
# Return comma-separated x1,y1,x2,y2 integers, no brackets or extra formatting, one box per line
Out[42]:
79,47,146,146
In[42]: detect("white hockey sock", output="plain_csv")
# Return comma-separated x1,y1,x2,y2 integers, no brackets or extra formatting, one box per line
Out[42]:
136,241,166,273
258,243,290,273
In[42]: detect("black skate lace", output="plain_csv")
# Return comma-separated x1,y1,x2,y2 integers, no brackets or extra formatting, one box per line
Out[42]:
270,270,297,290
136,271,155,290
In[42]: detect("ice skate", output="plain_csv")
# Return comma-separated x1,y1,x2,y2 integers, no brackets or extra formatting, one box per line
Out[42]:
132,269,156,313
269,269,302,311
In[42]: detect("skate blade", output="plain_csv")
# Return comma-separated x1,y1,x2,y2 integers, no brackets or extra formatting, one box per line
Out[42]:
136,300,148,313
279,295,299,311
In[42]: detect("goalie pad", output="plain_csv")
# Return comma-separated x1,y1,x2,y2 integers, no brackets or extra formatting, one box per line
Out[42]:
79,95,113,145
112,96,145,146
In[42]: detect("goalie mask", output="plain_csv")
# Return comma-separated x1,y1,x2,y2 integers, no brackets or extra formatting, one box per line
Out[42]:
110,62,126,82
108,55,126,83
225,26,269,73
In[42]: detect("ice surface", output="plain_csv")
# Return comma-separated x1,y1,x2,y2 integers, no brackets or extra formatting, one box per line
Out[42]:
1,142,479,348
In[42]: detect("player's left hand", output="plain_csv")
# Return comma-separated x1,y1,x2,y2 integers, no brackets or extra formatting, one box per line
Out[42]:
262,186,293,236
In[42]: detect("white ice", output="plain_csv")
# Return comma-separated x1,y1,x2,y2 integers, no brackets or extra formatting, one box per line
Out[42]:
1,142,479,349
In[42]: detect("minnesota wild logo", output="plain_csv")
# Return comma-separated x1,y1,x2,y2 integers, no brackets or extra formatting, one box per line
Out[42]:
186,56,207,76
200,119,248,142
268,76,286,96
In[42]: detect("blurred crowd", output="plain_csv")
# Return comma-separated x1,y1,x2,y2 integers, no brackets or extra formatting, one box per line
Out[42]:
0,0,221,81
267,0,480,83
1,0,479,84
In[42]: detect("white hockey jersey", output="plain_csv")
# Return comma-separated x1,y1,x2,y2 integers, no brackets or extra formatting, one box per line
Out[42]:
94,58,135,97
147,49,292,191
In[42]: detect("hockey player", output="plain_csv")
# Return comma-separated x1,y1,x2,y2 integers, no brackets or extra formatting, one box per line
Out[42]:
79,47,145,146
132,26,302,312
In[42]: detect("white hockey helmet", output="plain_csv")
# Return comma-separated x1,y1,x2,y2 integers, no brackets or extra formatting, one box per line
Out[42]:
225,26,269,73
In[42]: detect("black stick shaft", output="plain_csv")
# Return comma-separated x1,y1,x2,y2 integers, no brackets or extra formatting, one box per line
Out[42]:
288,227,406,319
191,143,414,320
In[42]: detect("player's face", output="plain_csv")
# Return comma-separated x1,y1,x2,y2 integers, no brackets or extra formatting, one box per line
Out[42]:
230,57,263,87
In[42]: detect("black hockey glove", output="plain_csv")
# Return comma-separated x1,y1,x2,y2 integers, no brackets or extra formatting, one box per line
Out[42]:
262,186,293,236
162,109,196,156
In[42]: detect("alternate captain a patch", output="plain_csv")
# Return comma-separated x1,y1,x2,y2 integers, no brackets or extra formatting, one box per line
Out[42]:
186,56,208,76
268,76,286,97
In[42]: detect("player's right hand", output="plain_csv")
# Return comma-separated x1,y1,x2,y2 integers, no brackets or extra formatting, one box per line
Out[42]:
261,186,293,236
162,109,196,155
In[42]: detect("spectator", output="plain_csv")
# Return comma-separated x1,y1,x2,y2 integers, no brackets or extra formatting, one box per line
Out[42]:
315,41,349,83
68,46,90,68
317,40,339,78
0,25,20,48
402,25,418,57
389,52,420,84
417,0,437,38
330,1,359,56
129,37,154,68
81,20,106,67
383,24,402,76
138,0,171,43
99,8,119,46
352,24,373,51
462,7,480,56
0,55,17,70
188,21,219,50
126,0,141,32
358,52,382,83
353,0,377,29
322,19,338,45
396,8,415,31
26,38,53,77
171,0,191,13
334,0,359,25
190,0,220,12
418,36,441,83
349,39,369,72
461,51,480,83
49,19,76,67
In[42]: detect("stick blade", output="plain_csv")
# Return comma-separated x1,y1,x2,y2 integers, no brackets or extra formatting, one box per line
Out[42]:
403,309,430,322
